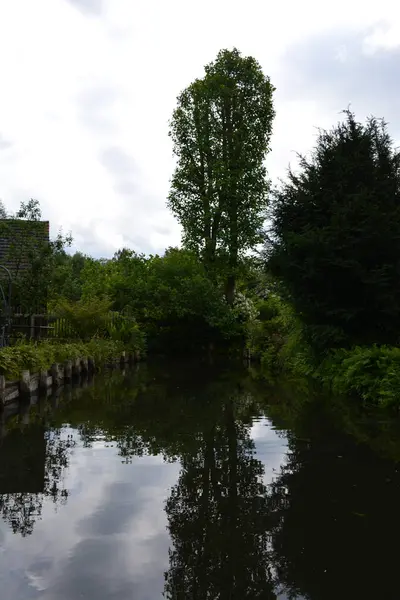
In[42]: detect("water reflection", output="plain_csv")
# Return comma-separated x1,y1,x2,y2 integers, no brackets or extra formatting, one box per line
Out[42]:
0,363,399,600
164,395,276,599
0,401,75,537
267,406,400,600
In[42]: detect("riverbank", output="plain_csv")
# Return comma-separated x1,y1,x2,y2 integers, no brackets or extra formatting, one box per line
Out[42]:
0,339,142,407
267,340,400,407
248,295,400,407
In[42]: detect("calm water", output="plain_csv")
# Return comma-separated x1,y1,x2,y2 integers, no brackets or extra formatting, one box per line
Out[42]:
1,360,400,600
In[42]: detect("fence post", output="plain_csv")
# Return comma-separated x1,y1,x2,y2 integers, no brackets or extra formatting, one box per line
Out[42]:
64,360,72,380
30,315,35,340
51,363,61,387
72,358,81,377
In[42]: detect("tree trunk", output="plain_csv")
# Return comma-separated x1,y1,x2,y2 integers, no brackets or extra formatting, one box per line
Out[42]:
225,274,236,306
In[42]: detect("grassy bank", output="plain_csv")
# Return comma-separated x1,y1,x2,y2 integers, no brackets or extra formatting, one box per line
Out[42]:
0,339,141,380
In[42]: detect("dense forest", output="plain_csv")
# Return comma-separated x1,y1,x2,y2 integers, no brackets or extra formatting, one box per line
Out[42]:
1,47,400,405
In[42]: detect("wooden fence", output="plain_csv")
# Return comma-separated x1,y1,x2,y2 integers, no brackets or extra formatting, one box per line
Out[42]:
8,312,121,342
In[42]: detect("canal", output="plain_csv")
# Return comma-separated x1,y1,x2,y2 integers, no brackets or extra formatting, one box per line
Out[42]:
1,359,400,599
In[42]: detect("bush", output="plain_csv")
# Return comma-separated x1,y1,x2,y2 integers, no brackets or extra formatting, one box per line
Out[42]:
317,345,400,406
251,296,400,406
107,313,146,352
52,297,113,341
77,247,246,352
247,294,307,374
50,297,146,352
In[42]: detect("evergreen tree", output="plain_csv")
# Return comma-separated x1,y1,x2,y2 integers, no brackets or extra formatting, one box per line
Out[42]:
267,111,400,351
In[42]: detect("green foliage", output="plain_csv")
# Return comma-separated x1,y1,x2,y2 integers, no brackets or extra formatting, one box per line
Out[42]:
53,297,113,341
248,295,293,366
51,296,146,352
252,294,400,405
140,249,226,321
267,110,400,351
78,247,244,352
249,288,400,406
50,251,89,302
317,345,400,406
168,47,275,301
79,250,147,308
138,248,242,351
0,339,127,380
14,198,42,221
107,313,146,352
0,339,53,377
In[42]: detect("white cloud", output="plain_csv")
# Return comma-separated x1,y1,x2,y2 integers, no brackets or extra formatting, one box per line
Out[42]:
0,434,180,600
0,0,399,256
251,416,288,484
363,22,400,53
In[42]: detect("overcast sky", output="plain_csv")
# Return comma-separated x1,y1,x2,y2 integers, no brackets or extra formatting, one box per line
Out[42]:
0,0,399,258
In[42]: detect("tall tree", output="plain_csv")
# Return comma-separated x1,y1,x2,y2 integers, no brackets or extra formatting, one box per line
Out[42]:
168,48,275,303
267,110,400,351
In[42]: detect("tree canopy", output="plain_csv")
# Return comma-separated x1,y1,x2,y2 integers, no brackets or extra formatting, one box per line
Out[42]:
267,110,400,351
77,247,243,352
168,48,275,303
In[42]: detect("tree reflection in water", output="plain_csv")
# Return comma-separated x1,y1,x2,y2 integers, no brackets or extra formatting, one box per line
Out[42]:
164,393,276,599
2,364,399,599
75,363,277,599
0,405,75,537
266,431,400,600
108,364,278,599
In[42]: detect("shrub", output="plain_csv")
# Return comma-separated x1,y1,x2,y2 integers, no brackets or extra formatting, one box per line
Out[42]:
78,247,246,352
106,314,146,352
52,297,113,341
317,345,400,406
247,294,304,371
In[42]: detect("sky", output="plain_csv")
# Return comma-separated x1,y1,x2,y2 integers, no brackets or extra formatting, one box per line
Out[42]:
0,0,399,258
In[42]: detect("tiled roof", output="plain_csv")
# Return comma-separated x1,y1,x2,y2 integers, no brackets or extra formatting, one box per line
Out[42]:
0,219,50,274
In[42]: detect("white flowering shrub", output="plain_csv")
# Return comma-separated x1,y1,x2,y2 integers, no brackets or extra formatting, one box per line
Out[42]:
232,292,259,322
